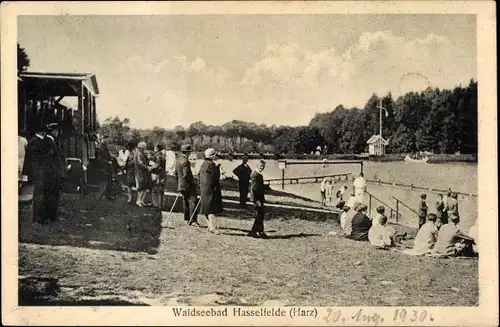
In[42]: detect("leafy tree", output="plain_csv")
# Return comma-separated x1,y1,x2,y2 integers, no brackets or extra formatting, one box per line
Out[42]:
97,81,477,155
17,43,30,73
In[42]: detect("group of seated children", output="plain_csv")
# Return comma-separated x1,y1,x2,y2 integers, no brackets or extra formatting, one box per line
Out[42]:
337,193,478,258
408,213,478,257
320,177,349,208
339,203,404,247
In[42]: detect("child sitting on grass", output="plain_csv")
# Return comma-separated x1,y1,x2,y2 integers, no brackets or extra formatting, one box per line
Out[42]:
348,204,372,241
340,205,350,230
432,215,473,257
372,205,387,226
368,214,397,249
412,213,439,254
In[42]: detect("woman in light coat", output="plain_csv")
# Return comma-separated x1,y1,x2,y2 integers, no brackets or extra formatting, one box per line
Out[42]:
199,148,223,233
134,142,152,206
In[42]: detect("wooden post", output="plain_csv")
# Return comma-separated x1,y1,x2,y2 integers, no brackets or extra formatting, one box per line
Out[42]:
396,200,399,224
281,169,285,190
369,194,372,215
79,82,84,133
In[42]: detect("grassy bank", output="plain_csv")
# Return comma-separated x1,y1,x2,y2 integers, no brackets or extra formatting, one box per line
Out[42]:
427,153,477,163
18,179,477,306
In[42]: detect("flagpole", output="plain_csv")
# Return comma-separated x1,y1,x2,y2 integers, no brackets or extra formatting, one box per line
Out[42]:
379,99,382,137
377,98,387,138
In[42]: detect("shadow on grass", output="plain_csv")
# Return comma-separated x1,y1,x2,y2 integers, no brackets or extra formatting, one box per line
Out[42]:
18,275,150,306
162,175,339,224
19,174,336,254
19,183,162,254
221,231,322,239
20,297,150,306
219,226,278,233
264,233,322,239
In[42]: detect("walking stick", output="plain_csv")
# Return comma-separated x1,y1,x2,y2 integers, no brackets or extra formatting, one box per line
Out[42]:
187,197,201,225
161,192,181,228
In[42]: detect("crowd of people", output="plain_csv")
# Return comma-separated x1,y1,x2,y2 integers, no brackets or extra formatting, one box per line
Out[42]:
19,124,272,237
105,140,270,237
19,123,65,226
332,174,478,257
19,128,478,252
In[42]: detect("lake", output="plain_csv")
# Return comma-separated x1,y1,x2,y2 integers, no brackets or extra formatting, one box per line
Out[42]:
191,159,478,231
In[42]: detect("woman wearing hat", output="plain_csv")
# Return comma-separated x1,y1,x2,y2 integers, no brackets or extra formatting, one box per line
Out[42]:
199,148,223,233
134,141,153,207
348,204,372,241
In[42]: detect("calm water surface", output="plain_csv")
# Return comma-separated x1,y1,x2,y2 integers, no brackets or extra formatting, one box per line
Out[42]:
192,159,478,230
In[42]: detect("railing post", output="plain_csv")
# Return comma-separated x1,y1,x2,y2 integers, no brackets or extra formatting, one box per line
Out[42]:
369,194,372,215
396,200,399,224
281,169,285,190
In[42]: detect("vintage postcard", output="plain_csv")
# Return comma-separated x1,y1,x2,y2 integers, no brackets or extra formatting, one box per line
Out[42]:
1,1,497,326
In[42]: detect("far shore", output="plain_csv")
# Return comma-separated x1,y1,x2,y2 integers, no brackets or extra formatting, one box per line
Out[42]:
190,151,478,163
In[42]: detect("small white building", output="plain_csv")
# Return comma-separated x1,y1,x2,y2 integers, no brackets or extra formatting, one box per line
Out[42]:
366,134,389,156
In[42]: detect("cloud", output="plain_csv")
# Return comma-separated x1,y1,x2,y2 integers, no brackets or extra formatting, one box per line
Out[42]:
236,30,473,120
119,30,475,128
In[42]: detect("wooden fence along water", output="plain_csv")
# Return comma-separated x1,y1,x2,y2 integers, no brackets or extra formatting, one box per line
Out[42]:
264,173,352,186
365,179,478,198
277,160,364,190
365,190,403,223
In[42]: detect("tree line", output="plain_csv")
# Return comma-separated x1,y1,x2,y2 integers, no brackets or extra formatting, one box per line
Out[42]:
100,80,477,155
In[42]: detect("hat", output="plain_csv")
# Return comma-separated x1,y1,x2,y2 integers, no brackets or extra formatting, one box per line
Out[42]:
45,122,59,131
204,148,217,159
357,204,368,212
180,144,192,152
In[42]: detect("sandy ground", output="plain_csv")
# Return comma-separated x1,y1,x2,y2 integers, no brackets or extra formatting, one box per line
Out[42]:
18,180,478,306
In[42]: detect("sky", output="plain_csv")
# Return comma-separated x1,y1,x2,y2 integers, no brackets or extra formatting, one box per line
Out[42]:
18,15,476,129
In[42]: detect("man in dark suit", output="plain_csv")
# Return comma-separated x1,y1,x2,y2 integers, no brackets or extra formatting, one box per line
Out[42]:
43,123,65,222
22,125,47,224
248,160,267,238
96,135,117,200
232,155,252,207
175,144,199,225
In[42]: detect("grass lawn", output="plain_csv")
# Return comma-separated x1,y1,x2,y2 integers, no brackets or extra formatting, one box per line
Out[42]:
18,179,478,306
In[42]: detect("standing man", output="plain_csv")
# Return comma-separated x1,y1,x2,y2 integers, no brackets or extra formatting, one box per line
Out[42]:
232,155,252,207
151,144,166,208
248,160,267,238
22,125,47,224
199,148,222,234
43,123,65,223
447,192,460,224
353,172,366,204
176,144,199,225
96,135,117,200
